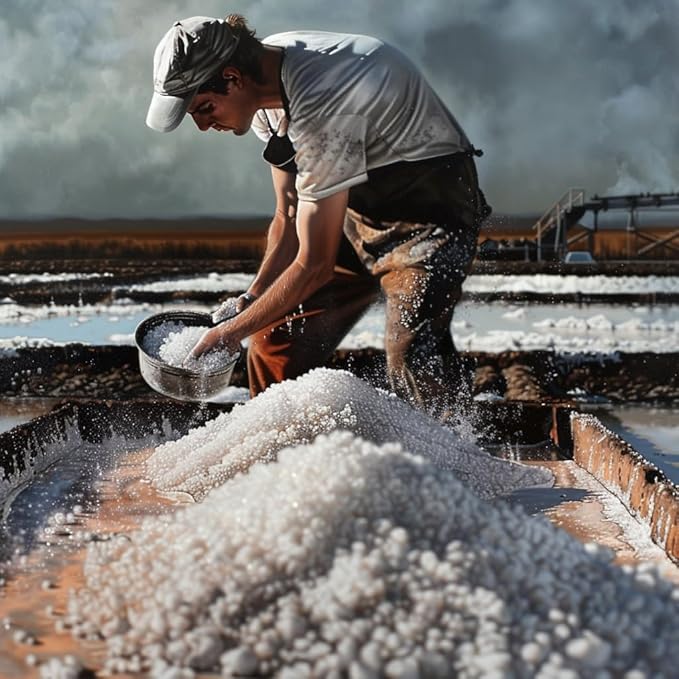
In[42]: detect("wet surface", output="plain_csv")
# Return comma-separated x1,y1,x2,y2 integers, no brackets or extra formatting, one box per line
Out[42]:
595,404,679,483
1,437,158,560
505,460,679,581
0,400,56,435
0,446,187,678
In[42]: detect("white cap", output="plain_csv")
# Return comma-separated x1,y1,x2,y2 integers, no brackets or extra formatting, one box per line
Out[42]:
146,16,240,132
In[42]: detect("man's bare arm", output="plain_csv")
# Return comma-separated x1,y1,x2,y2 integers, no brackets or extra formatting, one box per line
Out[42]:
192,189,349,356
248,167,299,298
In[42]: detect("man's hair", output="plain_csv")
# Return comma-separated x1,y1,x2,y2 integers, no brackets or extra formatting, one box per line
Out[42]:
198,14,265,93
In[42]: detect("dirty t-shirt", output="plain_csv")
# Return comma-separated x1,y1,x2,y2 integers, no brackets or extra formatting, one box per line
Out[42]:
250,31,472,202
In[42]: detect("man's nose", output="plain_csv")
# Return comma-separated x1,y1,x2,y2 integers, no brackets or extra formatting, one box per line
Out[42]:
193,116,211,132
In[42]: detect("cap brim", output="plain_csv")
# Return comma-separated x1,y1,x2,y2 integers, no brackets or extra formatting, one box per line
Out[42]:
145,89,196,133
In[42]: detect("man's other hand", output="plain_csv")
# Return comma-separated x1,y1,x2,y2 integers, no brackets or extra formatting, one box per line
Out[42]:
211,292,257,324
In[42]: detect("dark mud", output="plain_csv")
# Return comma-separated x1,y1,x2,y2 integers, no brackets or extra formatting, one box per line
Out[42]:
3,345,675,403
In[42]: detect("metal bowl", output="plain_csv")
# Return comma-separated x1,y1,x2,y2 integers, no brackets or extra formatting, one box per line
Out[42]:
135,311,240,402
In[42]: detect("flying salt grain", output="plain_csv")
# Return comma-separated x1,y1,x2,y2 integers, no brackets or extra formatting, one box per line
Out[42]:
68,428,679,676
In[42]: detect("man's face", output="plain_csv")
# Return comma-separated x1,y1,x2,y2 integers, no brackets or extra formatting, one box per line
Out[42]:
187,73,255,136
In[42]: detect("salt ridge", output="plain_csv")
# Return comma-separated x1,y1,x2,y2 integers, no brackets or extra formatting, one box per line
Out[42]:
0,272,113,285
125,272,255,294
464,274,679,295
145,369,551,500
117,273,679,296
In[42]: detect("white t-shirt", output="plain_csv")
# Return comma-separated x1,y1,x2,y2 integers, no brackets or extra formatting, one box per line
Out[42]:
251,31,471,202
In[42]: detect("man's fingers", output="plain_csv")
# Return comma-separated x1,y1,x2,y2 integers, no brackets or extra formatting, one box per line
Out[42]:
186,328,217,362
188,340,206,360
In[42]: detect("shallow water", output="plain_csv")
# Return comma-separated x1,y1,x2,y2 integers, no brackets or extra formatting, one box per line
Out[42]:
596,405,679,483
0,435,168,561
0,415,32,434
3,299,679,354
346,301,679,353
0,402,55,434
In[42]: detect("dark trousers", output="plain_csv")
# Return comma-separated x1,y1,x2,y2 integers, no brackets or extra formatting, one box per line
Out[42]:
247,152,490,417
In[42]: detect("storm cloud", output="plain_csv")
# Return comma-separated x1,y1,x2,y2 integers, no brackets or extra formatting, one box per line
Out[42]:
1,0,677,218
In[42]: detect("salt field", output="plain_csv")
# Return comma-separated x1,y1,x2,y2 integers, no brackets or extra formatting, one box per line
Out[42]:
1,269,679,676
4,297,679,355
3,0,679,672
2,272,679,354
351,301,679,354
464,274,679,296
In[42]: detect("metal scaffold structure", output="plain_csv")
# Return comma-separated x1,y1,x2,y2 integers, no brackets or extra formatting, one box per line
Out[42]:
533,190,679,261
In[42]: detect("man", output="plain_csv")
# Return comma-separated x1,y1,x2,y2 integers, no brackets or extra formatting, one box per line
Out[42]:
146,14,490,418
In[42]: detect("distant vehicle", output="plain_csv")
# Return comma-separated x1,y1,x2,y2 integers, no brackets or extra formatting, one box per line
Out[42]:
563,250,596,264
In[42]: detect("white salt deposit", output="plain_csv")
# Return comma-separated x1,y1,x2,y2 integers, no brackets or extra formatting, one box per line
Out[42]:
211,296,240,323
566,462,671,564
108,332,135,344
0,300,155,325
0,272,113,285
68,410,679,676
0,336,60,351
141,320,184,357
145,369,551,500
38,654,84,679
3,287,679,355
120,273,679,297
454,329,679,354
159,326,224,371
342,301,679,354
463,274,679,295
126,272,254,294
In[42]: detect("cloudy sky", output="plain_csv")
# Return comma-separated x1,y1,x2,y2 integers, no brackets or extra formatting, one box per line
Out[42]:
1,0,677,218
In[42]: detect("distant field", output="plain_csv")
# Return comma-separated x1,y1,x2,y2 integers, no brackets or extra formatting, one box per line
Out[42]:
0,218,268,260
0,216,677,261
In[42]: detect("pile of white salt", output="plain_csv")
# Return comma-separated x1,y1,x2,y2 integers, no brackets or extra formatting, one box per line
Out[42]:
64,370,679,677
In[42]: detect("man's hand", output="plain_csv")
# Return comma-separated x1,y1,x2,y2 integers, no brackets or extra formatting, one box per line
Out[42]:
190,190,349,359
211,292,257,324
187,322,241,361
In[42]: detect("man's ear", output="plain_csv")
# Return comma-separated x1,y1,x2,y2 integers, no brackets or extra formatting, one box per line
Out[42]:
221,66,243,88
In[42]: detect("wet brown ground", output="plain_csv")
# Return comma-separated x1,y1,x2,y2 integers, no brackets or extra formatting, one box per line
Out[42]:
507,461,679,582
0,448,192,678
